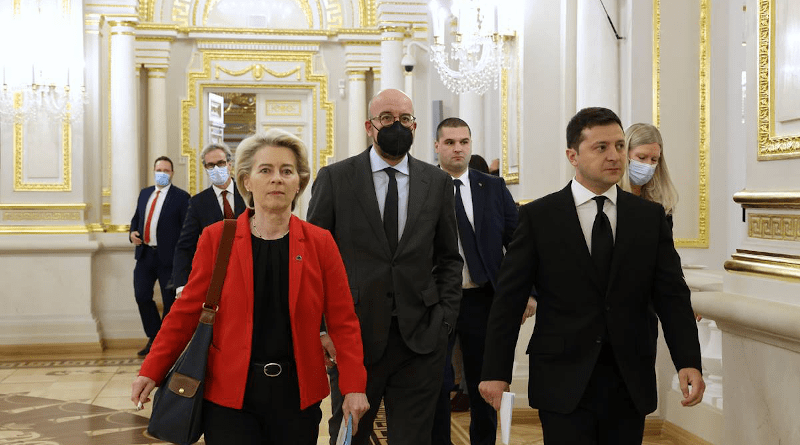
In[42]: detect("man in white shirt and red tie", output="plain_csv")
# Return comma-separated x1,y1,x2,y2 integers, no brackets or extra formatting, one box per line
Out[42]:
129,156,190,356
171,143,245,297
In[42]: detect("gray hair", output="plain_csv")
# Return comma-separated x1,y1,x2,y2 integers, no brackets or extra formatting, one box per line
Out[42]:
200,143,232,166
235,129,311,211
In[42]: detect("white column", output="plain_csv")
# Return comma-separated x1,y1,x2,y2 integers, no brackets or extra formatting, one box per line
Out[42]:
380,27,404,91
404,71,413,99
147,67,168,169
348,70,368,157
576,0,620,111
84,15,103,228
459,92,484,157
108,20,140,228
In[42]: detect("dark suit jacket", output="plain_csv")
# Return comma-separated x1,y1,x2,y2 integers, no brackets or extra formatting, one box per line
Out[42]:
307,149,463,365
465,168,519,288
482,183,700,416
140,213,366,410
129,185,190,266
171,183,246,289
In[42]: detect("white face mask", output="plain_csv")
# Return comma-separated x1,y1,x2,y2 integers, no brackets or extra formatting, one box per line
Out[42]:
628,159,657,186
207,165,230,186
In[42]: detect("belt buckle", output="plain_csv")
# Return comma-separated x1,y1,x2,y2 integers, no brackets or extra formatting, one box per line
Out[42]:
263,362,282,377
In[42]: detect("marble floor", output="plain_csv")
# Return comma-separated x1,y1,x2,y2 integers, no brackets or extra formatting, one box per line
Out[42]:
0,348,697,445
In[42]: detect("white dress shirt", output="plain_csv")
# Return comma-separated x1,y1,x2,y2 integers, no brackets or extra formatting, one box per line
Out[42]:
212,181,235,216
370,147,409,243
144,183,171,246
452,170,479,289
570,178,617,254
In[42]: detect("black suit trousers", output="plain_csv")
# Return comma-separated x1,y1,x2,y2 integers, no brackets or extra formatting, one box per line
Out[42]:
328,317,447,445
132,245,175,338
537,344,645,445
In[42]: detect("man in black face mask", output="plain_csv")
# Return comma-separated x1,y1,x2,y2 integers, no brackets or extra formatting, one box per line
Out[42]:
308,89,463,445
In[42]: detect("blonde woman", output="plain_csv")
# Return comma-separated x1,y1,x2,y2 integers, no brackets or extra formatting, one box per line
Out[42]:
133,129,369,444
619,123,679,228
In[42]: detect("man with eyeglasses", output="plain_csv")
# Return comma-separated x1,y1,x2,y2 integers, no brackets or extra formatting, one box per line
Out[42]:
171,143,245,298
308,88,463,445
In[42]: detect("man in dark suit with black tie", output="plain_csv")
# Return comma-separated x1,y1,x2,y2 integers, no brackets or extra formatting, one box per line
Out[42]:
307,88,463,445
431,118,519,445
479,107,705,444
129,156,190,356
171,143,245,296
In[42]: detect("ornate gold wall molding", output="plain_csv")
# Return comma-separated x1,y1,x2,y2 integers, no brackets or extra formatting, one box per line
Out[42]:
653,0,710,249
214,64,302,81
724,250,800,283
733,190,800,209
757,0,800,160
748,213,800,242
182,49,333,194
13,101,72,192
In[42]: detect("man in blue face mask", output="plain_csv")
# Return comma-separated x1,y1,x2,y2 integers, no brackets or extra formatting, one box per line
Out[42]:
129,156,190,356
171,143,245,298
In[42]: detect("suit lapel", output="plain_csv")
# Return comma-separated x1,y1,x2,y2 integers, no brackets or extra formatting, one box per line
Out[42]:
287,216,304,317
397,155,430,257
553,184,605,293
234,211,254,313
205,187,224,220
348,150,392,257
469,170,485,237
607,187,633,293
232,183,246,215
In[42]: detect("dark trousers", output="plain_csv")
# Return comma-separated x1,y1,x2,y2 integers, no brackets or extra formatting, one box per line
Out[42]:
433,285,498,445
329,317,447,445
132,245,176,339
203,362,322,445
431,331,458,445
537,344,645,445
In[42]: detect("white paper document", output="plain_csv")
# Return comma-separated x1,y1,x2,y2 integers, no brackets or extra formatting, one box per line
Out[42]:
499,391,515,444
335,413,353,445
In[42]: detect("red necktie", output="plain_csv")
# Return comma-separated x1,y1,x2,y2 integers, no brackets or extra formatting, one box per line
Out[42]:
143,190,160,244
221,190,234,219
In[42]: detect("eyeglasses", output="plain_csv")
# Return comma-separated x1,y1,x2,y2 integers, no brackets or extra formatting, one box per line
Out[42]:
204,160,228,169
370,113,416,128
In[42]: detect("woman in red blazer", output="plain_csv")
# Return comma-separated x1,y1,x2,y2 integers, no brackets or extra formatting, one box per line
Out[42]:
132,129,369,444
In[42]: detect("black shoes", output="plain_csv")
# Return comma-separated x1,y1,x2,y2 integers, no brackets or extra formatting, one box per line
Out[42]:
137,337,154,357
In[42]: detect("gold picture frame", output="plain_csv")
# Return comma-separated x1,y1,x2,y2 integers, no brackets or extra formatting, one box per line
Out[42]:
757,0,800,160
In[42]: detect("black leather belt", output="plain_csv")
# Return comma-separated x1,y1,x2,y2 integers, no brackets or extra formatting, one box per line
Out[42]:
251,360,291,378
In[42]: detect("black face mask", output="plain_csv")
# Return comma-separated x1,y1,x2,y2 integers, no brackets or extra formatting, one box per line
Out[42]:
376,121,414,158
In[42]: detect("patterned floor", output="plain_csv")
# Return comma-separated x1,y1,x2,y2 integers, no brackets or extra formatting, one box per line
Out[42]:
0,354,696,444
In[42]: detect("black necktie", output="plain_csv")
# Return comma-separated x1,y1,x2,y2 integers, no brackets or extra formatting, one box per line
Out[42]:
591,196,614,289
383,167,398,255
454,179,488,285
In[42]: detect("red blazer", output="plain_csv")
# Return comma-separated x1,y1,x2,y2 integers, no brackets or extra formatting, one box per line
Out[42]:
139,211,366,410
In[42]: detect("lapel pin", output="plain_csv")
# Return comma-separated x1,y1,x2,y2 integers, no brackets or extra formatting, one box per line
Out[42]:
295,255,302,261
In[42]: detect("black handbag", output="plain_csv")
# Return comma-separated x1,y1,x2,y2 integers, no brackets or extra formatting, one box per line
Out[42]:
147,219,237,445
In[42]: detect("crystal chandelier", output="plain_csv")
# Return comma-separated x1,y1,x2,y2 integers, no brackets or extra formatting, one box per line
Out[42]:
429,0,508,95
0,0,86,123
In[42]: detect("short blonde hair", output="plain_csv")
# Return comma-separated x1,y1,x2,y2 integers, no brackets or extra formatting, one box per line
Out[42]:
619,123,678,214
235,129,311,210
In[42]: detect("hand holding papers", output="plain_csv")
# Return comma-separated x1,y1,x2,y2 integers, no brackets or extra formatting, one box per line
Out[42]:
335,413,353,445
499,391,515,444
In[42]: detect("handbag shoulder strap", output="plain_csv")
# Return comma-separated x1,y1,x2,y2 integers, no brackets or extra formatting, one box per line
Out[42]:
204,219,237,308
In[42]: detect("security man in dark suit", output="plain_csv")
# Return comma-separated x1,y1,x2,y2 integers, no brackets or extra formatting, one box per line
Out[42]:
308,89,463,445
129,156,190,356
171,143,245,295
480,107,705,444
431,118,519,445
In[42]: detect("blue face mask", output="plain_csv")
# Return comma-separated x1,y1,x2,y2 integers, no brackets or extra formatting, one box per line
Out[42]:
628,159,657,186
207,165,230,186
155,171,171,187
